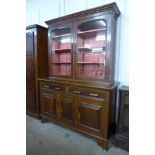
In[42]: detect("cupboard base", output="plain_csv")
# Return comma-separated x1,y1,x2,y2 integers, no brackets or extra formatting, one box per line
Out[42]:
40,115,109,150
26,111,40,119
97,139,108,150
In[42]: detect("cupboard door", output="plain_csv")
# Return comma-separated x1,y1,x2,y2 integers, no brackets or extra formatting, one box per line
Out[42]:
48,22,74,78
41,92,57,120
26,31,36,113
60,95,75,127
75,14,112,82
77,96,104,136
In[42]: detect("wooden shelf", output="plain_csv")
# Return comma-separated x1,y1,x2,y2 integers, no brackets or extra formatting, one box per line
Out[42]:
77,62,104,64
51,62,71,64
78,28,107,38
52,48,71,53
78,47,92,52
51,33,71,39
78,47,106,53
52,73,71,76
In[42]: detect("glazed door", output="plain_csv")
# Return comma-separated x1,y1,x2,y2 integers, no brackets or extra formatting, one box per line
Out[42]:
41,91,57,120
48,22,74,79
60,95,75,127
26,31,36,113
77,96,105,137
75,15,112,82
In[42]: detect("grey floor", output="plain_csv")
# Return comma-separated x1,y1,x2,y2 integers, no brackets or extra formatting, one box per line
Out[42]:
26,116,129,155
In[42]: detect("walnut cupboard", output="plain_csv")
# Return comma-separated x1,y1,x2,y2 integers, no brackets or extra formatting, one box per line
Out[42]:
26,25,48,118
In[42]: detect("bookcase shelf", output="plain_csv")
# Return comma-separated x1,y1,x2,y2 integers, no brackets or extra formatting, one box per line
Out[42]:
78,47,106,53
78,47,91,52
51,33,71,39
51,62,71,64
78,28,107,38
52,48,71,53
77,62,104,64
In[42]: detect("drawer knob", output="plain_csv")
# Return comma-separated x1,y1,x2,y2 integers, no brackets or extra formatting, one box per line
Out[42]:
43,85,50,88
89,93,99,97
72,90,80,94
54,87,61,90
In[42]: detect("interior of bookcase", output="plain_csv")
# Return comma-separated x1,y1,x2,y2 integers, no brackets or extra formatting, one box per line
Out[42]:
49,28,72,76
49,20,107,79
76,20,107,79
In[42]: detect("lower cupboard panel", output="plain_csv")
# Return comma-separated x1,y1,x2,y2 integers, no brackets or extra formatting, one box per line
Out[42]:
77,96,105,137
39,80,117,150
40,114,107,141
60,95,75,127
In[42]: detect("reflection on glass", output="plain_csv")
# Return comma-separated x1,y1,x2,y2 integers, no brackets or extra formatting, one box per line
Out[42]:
49,27,72,76
77,20,107,79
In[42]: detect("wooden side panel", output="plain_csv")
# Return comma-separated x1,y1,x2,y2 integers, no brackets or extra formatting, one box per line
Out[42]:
26,31,36,113
37,28,48,78
26,26,48,117
36,27,48,116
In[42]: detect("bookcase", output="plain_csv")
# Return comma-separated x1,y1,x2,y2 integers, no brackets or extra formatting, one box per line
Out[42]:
38,3,120,150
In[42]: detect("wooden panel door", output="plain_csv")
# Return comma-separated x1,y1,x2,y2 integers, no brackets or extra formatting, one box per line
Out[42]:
41,92,57,120
60,95,75,127
77,96,104,136
26,31,36,113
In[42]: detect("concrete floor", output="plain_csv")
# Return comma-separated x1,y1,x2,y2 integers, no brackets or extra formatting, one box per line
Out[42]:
26,116,129,155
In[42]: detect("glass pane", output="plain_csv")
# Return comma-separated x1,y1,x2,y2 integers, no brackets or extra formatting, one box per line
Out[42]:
76,19,107,79
49,27,72,76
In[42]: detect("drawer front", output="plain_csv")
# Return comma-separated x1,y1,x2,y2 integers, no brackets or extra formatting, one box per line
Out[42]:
69,87,108,99
40,82,65,93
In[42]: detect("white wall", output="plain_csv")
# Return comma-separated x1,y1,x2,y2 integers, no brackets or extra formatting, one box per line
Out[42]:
26,0,129,86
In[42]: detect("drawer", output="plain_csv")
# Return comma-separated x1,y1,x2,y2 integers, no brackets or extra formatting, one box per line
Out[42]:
69,87,108,99
40,82,65,92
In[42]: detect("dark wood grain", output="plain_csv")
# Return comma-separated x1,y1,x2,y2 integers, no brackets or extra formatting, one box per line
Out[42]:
41,92,57,120
26,31,36,114
77,97,103,136
60,95,75,127
26,25,48,118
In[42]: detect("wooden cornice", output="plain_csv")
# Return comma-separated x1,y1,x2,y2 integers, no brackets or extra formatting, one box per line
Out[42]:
26,24,47,30
45,2,120,25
